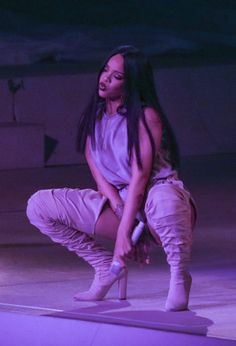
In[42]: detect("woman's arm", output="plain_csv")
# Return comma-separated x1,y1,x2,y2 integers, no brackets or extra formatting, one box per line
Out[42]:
85,137,124,213
114,107,162,263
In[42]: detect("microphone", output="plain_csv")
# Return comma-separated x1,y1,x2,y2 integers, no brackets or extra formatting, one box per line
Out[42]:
110,220,145,275
131,220,145,245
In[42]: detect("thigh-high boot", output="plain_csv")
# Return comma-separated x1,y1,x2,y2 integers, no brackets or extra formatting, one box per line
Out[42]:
145,184,194,311
26,189,127,301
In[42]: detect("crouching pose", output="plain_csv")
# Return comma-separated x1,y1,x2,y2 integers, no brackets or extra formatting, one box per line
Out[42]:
26,45,196,311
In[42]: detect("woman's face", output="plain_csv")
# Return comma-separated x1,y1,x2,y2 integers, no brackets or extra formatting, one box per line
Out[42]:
98,54,124,101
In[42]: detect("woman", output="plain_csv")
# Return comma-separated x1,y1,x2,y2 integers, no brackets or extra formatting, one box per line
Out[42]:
26,45,196,311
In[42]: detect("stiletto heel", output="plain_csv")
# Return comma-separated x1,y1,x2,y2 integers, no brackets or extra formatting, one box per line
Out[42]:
118,270,128,300
110,260,128,299
74,263,128,301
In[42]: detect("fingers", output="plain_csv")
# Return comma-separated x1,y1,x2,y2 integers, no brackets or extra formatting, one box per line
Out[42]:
114,244,132,266
126,247,136,261
119,243,150,266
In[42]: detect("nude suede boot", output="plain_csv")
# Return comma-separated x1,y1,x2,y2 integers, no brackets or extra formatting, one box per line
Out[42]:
26,191,127,301
34,219,127,301
71,232,128,301
159,226,192,311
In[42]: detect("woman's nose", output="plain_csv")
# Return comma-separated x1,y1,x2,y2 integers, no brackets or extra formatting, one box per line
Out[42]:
103,73,111,82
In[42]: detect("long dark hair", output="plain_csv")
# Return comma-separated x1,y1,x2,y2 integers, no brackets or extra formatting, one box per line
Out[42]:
77,45,180,169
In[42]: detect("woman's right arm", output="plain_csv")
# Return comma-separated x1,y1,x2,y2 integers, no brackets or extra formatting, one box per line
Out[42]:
85,137,124,215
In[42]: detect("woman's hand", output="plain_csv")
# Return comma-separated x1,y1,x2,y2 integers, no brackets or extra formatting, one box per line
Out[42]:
114,226,151,267
113,231,132,267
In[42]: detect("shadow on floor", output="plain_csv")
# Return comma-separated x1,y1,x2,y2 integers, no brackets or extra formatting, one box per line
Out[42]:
45,300,213,336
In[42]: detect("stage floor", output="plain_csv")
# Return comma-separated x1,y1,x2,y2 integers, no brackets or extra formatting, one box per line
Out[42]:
0,244,236,344
0,154,235,345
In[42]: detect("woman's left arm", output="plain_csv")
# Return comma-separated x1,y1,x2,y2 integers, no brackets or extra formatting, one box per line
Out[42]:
114,107,162,264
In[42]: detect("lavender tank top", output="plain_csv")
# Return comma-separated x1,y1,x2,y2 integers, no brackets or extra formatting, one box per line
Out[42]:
90,112,176,190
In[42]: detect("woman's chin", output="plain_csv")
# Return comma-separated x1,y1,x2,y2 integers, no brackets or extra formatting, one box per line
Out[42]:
98,90,107,98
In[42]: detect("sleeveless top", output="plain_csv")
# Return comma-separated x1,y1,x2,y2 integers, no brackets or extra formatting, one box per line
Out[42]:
89,112,177,191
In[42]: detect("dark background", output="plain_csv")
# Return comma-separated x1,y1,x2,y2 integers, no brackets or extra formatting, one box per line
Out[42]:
0,0,235,66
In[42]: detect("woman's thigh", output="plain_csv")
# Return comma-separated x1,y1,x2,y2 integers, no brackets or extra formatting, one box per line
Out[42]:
27,187,108,235
94,203,120,241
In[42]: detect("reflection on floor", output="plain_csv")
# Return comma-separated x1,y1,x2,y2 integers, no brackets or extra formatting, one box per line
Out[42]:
0,154,235,345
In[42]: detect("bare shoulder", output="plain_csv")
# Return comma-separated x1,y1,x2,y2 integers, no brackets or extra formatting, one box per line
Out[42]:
143,107,162,129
